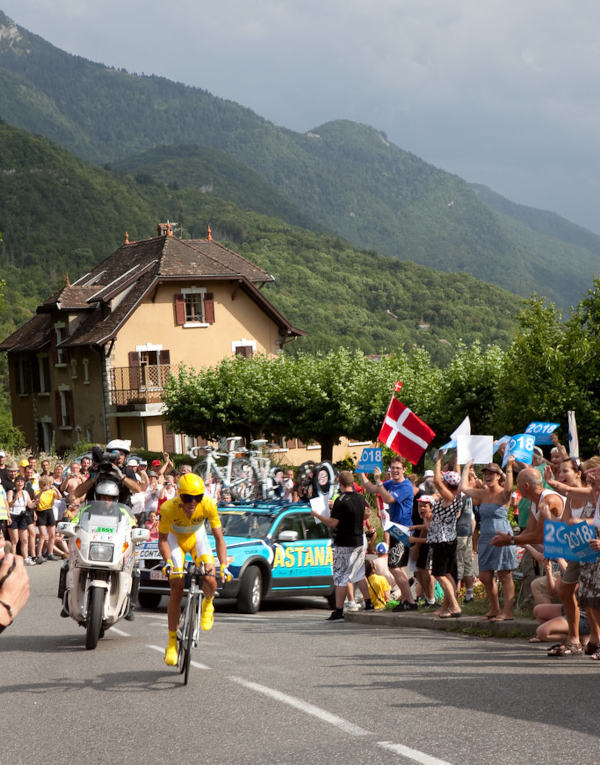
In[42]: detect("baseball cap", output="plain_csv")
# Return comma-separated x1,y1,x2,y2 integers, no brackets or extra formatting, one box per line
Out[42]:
0,450,6,457
442,471,461,487
423,469,434,478
19,458,29,467
417,494,435,504
151,459,162,467
375,542,388,554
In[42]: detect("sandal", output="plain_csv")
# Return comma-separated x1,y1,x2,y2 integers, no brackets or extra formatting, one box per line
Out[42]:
589,651,600,661
585,642,599,656
439,611,462,619
547,642,584,657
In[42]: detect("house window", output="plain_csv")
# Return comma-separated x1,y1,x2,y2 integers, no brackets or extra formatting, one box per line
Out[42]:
37,355,50,394
174,290,215,327
232,339,256,358
52,324,69,367
16,357,32,396
83,358,90,384
55,389,74,429
70,358,78,379
128,349,170,390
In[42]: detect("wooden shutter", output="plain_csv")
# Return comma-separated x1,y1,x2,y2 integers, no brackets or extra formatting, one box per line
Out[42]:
174,294,186,325
50,335,58,365
159,350,170,365
128,351,141,389
66,391,75,427
204,293,215,324
31,357,40,394
162,423,175,453
55,391,62,427
42,357,51,392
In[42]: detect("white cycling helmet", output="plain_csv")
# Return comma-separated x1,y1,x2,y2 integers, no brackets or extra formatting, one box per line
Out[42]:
106,439,131,454
95,480,120,498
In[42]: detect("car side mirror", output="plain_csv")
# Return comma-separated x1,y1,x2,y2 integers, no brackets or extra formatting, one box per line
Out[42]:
277,530,299,542
57,521,76,538
131,527,150,543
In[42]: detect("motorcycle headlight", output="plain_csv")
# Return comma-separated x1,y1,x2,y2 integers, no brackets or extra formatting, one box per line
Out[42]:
89,542,114,562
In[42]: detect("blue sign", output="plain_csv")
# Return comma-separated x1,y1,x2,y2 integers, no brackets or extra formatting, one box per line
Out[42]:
357,447,383,472
493,435,510,454
543,520,600,563
525,421,560,445
502,433,535,467
385,521,411,546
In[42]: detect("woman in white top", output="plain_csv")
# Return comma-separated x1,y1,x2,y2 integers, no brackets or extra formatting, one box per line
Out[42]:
8,475,35,565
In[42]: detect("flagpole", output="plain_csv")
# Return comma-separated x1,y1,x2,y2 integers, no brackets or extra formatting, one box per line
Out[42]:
378,381,402,448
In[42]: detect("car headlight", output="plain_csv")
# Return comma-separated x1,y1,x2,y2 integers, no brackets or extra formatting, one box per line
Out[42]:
89,542,114,562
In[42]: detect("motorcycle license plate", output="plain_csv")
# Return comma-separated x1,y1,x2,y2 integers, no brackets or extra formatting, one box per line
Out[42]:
149,571,167,581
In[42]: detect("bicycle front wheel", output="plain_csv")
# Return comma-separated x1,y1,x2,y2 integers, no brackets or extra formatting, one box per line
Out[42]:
183,593,199,685
229,459,258,501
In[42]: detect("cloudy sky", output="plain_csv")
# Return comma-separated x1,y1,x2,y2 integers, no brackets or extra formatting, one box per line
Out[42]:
3,0,600,233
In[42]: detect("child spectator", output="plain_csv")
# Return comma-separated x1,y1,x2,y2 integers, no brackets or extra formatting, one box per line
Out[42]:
365,559,391,610
144,510,159,540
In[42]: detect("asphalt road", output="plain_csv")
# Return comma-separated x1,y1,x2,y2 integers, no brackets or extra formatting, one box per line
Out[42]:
2,564,599,765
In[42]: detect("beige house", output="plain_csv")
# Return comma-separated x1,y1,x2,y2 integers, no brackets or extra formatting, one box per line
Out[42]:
0,224,303,455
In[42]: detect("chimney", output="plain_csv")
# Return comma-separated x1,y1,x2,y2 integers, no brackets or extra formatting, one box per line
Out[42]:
157,222,173,237
124,231,130,245
207,225,212,241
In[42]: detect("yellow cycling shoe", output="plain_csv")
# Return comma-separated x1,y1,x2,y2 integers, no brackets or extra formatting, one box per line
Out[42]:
164,642,178,666
201,597,214,631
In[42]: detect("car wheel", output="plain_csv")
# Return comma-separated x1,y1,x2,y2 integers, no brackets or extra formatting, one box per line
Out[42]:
138,591,162,609
237,565,262,614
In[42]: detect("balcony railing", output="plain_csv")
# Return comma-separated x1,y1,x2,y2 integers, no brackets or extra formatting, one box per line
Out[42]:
108,364,171,407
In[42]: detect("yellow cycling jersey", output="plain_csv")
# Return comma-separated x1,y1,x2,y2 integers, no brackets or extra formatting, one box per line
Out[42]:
158,495,221,540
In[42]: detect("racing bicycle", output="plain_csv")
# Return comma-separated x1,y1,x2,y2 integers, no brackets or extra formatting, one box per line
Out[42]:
175,561,231,685
190,437,258,501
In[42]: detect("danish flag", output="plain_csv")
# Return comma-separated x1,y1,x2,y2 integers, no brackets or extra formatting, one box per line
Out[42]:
378,397,435,465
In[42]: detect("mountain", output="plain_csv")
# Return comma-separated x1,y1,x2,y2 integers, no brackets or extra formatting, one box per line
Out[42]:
1,10,599,310
0,121,520,365
110,144,318,230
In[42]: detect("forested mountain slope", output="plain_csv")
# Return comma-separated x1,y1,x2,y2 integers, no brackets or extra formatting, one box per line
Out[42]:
0,121,519,365
1,10,598,310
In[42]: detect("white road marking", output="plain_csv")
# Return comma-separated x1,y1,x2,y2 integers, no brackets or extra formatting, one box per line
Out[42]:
137,613,167,619
228,676,368,737
377,741,453,765
109,627,130,637
147,644,210,670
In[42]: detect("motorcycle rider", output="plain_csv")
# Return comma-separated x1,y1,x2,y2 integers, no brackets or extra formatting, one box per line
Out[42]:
158,473,229,666
58,475,139,618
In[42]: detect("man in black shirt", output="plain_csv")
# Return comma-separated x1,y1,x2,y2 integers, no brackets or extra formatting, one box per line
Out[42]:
310,470,373,620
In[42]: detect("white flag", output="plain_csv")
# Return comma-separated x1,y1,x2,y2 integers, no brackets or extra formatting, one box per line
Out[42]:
568,411,579,459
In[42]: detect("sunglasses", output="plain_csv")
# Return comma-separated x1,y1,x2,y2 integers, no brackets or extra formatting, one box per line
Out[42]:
180,493,203,504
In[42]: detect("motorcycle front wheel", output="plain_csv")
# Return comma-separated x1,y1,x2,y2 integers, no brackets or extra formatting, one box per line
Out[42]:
85,586,105,650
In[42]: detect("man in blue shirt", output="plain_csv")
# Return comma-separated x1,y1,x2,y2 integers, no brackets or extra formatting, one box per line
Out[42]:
359,456,417,610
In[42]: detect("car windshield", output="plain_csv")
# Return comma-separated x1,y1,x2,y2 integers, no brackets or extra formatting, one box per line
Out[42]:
215,511,274,539
77,501,133,532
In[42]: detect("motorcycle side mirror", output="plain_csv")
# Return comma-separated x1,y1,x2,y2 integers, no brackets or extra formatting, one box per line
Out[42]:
131,527,151,543
57,521,76,538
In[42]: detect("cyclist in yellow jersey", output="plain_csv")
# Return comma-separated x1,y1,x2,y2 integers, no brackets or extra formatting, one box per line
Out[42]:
158,474,228,666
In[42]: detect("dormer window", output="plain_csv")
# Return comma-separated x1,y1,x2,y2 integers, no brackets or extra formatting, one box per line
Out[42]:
52,323,69,367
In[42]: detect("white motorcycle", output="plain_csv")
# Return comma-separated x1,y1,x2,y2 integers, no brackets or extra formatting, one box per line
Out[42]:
57,500,150,649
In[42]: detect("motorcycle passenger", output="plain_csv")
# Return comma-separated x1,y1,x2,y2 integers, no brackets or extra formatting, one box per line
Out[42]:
158,473,229,666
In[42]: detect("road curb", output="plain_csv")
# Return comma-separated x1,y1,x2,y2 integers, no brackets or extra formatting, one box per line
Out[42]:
343,610,537,637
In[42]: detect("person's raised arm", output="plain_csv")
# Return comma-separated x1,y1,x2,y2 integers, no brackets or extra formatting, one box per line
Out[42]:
500,457,514,505
434,451,454,502
358,467,395,504
460,460,485,503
